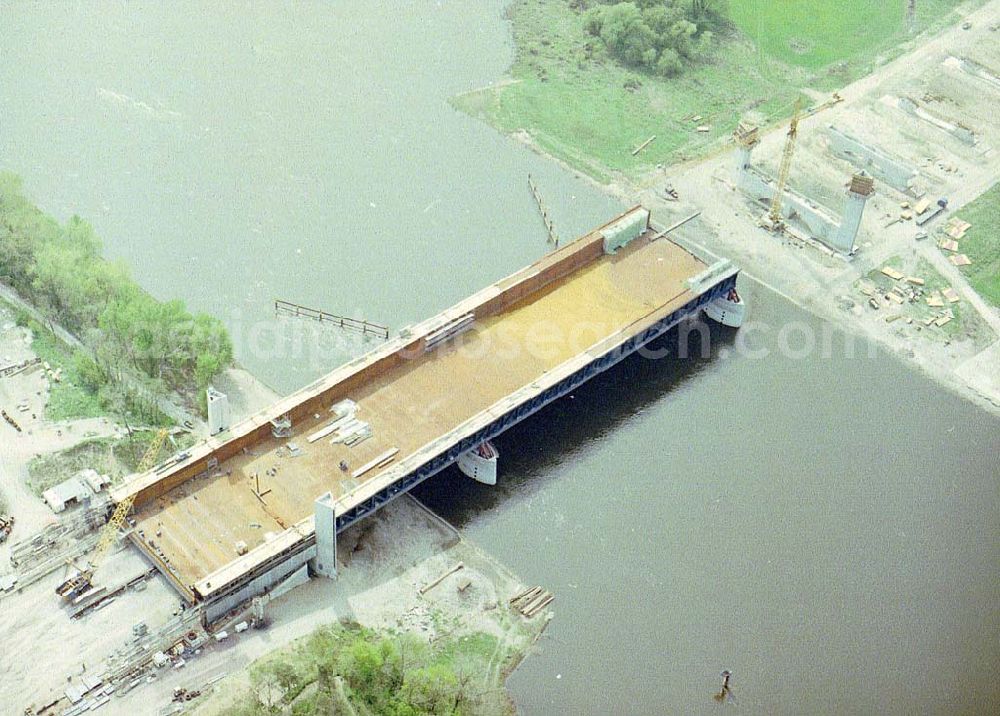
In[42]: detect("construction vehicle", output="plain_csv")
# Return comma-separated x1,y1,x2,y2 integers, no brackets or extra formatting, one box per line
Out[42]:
761,98,804,233
56,428,170,601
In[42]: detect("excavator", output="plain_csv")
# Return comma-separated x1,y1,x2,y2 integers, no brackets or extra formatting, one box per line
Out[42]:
56,428,169,601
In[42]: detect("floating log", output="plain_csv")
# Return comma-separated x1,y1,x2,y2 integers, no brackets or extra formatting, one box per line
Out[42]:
525,594,554,618
508,585,554,617
509,586,542,607
508,586,536,604
520,591,550,615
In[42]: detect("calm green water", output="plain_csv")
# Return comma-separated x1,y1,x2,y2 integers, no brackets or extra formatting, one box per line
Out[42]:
2,2,997,714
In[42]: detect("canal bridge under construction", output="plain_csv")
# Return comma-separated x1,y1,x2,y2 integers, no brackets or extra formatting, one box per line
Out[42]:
113,206,740,621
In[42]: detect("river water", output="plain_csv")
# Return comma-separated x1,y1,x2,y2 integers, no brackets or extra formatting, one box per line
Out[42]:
1,2,997,714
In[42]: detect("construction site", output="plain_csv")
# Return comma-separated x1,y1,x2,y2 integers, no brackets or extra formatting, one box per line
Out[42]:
643,7,1000,411
0,306,549,716
0,207,738,714
1,4,998,715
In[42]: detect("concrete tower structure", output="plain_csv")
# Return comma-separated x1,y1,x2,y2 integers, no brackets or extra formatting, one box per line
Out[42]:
732,122,760,190
207,386,231,435
312,492,337,579
832,172,875,255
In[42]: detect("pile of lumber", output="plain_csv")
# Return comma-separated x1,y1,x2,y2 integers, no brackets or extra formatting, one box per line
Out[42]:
424,313,474,352
946,218,971,240
0,357,40,378
509,586,553,618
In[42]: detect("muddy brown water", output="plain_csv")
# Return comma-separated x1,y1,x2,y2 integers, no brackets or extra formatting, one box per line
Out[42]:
2,2,997,714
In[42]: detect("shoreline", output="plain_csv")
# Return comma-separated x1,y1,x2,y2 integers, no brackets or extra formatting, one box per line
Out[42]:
471,3,1000,418
500,123,1000,416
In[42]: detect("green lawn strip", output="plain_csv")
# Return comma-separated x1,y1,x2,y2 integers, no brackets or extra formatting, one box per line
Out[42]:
729,0,907,69
952,182,1000,307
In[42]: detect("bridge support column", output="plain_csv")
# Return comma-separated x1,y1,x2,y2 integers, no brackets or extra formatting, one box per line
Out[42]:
833,172,874,255
312,492,337,579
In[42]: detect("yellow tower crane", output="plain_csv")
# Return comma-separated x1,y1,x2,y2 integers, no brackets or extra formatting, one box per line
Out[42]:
763,98,804,233
57,428,169,600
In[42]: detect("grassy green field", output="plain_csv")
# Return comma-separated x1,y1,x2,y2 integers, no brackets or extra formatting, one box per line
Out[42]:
730,0,908,68
454,0,974,182
730,0,972,68
953,182,1000,307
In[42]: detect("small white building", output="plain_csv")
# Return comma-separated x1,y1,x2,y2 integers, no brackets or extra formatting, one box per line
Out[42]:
42,469,109,513
42,476,92,513
78,468,111,494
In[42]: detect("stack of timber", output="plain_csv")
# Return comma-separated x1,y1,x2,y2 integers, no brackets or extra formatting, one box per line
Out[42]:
0,356,40,378
306,399,363,444
331,418,371,446
509,585,554,618
351,448,399,479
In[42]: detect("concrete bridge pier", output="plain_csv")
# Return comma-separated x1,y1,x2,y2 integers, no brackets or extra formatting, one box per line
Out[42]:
833,172,875,254
312,492,337,578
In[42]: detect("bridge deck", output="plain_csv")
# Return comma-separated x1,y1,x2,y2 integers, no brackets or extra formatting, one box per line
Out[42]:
130,216,707,597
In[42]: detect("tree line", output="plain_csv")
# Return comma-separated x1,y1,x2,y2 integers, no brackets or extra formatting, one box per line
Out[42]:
576,0,727,77
0,172,232,416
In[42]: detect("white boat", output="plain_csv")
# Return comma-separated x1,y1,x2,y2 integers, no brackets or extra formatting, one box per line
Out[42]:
457,441,498,485
703,287,745,328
